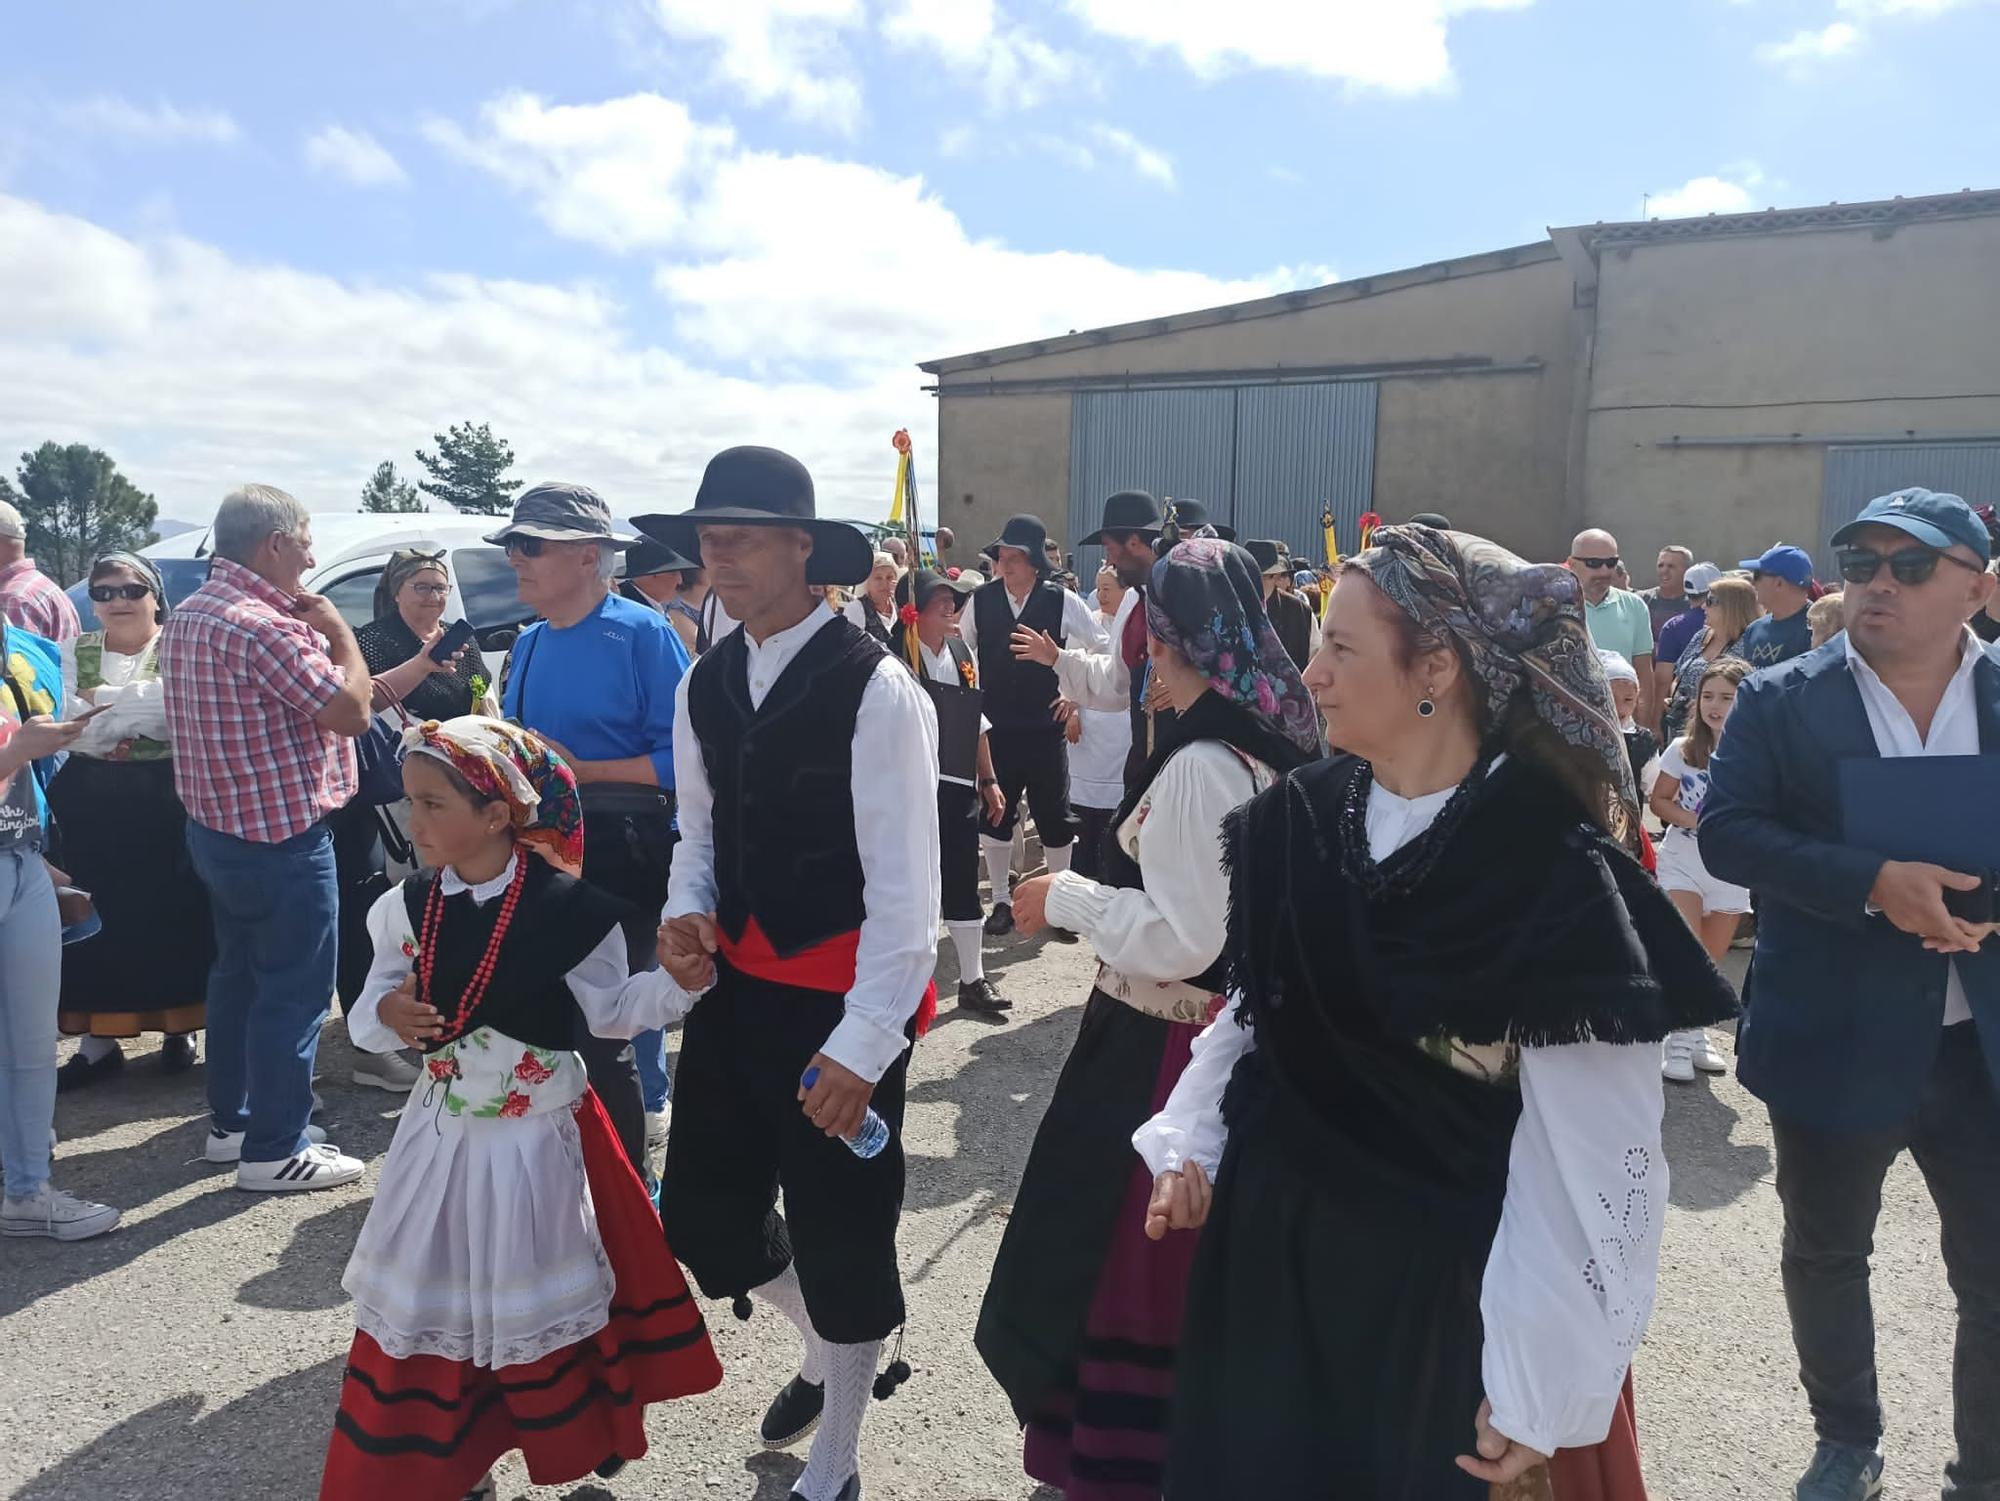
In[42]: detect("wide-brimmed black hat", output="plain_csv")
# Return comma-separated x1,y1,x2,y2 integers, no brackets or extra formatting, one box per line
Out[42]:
1078,489,1164,546
1243,539,1293,576
619,537,695,580
484,481,640,549
632,446,875,587
896,566,981,616
982,513,1052,574
1164,498,1236,543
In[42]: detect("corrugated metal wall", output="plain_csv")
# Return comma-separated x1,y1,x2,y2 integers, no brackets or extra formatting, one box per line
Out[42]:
1821,442,2000,574
1066,382,1378,578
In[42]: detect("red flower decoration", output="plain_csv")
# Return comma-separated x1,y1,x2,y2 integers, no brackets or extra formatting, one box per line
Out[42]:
513,1050,555,1085
497,1090,533,1119
899,603,920,626
425,1056,456,1081
400,938,417,959
945,566,961,579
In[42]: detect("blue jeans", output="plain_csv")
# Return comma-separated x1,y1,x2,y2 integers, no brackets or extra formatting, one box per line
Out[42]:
0,846,59,1198
634,1027,672,1113
188,820,337,1164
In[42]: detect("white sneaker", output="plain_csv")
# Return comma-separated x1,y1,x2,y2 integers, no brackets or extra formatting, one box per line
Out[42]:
204,1124,326,1164
352,1050,423,1092
1,1185,121,1241
1661,1033,1697,1084
236,1142,364,1192
1690,1031,1729,1074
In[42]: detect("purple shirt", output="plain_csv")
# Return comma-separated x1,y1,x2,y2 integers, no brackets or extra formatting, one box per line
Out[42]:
1656,607,1703,667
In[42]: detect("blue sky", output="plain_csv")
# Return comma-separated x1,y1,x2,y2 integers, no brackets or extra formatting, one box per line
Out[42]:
4,0,1995,527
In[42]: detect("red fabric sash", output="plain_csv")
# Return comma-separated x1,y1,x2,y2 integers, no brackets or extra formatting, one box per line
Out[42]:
717,917,937,1038
1120,592,1149,671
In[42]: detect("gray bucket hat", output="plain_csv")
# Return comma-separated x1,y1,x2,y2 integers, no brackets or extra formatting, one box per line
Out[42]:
483,481,639,549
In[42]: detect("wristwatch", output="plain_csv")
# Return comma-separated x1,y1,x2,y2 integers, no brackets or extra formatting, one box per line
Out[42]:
978,776,999,789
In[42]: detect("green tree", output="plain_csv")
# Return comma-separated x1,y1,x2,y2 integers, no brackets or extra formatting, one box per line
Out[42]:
413,422,521,516
7,443,159,586
360,459,425,513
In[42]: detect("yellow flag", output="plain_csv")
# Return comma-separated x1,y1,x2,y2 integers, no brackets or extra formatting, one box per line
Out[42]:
888,450,910,526
1322,506,1338,567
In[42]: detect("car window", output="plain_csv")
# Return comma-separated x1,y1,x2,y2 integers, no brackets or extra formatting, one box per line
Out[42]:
451,546,530,632
319,568,385,631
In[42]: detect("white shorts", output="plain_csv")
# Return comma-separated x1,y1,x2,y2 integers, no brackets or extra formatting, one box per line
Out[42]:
1656,829,1751,916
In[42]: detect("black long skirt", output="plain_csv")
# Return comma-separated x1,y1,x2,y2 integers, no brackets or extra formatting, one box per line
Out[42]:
49,755,212,1036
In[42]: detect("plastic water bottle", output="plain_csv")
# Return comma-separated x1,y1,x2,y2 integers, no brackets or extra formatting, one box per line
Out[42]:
800,1066,891,1159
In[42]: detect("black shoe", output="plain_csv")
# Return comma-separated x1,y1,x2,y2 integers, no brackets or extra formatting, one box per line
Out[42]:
958,978,1011,1014
161,1034,197,1074
593,1455,628,1479
759,1374,824,1450
1046,927,1078,944
790,1477,860,1501
983,903,1014,937
56,1047,124,1093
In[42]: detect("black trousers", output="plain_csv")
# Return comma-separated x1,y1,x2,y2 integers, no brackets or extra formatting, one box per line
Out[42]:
330,800,388,1016
1070,803,1116,883
576,803,678,1173
984,727,1073,848
938,781,982,923
1771,1023,2000,1496
660,962,909,1345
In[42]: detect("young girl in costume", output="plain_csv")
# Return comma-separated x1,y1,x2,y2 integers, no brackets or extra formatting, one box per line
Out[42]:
318,717,720,1501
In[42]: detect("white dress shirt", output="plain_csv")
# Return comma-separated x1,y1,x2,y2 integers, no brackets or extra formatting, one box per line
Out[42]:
956,580,1110,663
1053,584,1142,712
666,604,942,1083
1846,625,1986,1026
1133,770,1668,1457
917,636,990,788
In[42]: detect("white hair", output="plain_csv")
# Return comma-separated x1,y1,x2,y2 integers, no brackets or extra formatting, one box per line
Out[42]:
213,484,310,564
595,541,619,583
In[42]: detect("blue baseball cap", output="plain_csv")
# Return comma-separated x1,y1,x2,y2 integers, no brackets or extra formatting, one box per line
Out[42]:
1831,487,1993,563
1738,543,1815,587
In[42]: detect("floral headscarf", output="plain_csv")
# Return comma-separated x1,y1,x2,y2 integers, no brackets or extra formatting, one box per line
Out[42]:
1349,524,1639,840
403,716,584,875
373,549,449,621
1145,537,1322,757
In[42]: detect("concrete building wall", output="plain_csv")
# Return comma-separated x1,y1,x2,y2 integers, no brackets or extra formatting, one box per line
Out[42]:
1581,215,2000,570
932,392,1071,566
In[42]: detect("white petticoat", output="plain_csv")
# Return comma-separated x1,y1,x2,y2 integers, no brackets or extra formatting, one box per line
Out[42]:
342,1077,616,1371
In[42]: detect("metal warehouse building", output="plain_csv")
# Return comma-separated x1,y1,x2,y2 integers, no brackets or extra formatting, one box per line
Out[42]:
920,188,2000,576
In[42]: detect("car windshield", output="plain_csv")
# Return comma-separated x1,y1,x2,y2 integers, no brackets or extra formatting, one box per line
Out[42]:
65,557,215,633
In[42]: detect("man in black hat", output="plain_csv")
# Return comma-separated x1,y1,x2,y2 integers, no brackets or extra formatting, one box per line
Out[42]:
639,447,940,1501
889,567,1012,1015
1245,539,1320,671
494,481,690,1176
957,512,1108,935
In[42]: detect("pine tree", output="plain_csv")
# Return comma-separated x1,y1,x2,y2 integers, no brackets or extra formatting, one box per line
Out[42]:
413,422,522,516
360,459,425,513
7,443,159,586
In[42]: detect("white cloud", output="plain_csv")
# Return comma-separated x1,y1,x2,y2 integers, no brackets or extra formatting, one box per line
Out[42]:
1645,169,1765,220
1088,124,1176,187
56,96,239,146
1837,0,1990,14
303,126,408,188
1065,0,1533,93
1756,20,1863,65
880,0,1083,110
646,0,865,131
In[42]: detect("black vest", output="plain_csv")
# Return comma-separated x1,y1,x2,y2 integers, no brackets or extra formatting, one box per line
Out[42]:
687,614,883,954
895,634,983,783
1267,589,1314,673
974,580,1066,733
857,606,891,646
402,859,629,1052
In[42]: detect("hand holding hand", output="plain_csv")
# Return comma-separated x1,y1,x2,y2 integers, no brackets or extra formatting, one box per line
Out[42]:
1870,861,1984,949
797,1052,874,1140
1144,1161,1212,1240
1011,625,1060,667
1011,873,1053,936
380,974,446,1048
1454,1399,1549,1487
660,913,718,991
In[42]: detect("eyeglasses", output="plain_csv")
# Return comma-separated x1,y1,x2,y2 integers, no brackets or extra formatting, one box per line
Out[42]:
1835,545,1984,587
504,535,546,558
1571,555,1621,570
87,583,154,602
405,583,449,599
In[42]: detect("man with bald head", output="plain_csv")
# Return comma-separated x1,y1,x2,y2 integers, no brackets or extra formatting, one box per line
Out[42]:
1570,527,1658,730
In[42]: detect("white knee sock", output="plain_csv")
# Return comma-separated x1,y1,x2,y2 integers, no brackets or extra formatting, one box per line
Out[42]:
981,837,1013,904
753,1264,826,1385
79,1035,120,1063
1044,842,1071,875
946,920,984,983
794,1338,879,1501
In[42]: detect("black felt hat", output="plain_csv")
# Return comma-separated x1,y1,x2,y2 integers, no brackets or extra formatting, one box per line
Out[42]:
1164,498,1236,543
1243,539,1293,576
1078,489,1164,546
982,513,1052,575
619,537,695,580
895,566,981,615
633,446,875,587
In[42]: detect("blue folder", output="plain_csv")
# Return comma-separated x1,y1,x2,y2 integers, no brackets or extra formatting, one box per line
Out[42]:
1839,754,2000,871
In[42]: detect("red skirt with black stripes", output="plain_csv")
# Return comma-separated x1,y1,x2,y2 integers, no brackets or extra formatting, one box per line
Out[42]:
318,1091,723,1501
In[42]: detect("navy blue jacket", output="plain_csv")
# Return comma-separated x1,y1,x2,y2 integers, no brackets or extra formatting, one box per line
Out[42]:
1700,636,2000,1133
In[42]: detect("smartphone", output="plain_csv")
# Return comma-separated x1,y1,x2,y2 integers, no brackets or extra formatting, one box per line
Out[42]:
430,619,478,663
1944,875,1998,926
64,704,113,725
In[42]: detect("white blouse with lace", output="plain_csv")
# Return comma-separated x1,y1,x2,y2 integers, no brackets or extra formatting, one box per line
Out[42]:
341,854,698,1370
1131,777,1667,1458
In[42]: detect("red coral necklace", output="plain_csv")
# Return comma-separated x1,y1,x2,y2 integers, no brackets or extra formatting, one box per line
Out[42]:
417,856,528,1038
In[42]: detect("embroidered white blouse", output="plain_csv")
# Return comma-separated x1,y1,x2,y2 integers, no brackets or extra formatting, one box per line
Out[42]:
1132,777,1668,1458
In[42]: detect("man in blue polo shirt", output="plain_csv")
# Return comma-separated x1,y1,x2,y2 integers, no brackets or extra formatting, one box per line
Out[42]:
495,482,690,1175
1739,543,1817,668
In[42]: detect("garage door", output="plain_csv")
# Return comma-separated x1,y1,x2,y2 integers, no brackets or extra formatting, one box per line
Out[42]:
1821,442,2000,574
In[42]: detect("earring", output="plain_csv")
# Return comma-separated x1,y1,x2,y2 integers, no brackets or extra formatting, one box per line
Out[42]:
1417,697,1436,718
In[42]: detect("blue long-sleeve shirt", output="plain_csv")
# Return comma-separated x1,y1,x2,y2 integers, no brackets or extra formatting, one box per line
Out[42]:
502,593,689,788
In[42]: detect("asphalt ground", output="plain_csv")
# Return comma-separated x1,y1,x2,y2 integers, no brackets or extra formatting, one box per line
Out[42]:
1,945,1963,1501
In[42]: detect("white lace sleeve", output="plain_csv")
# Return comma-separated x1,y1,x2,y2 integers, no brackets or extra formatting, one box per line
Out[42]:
1132,994,1255,1179
1480,1040,1665,1457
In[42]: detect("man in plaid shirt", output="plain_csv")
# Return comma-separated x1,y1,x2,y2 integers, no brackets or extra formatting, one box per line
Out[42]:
160,485,374,1192
0,500,81,642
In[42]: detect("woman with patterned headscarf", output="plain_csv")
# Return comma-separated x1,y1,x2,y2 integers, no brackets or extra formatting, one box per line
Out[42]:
976,537,1321,1501
1139,526,1739,1500
50,551,215,1089
320,716,720,1501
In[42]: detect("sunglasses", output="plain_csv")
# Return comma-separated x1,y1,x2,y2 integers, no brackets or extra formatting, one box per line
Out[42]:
87,583,154,602
504,535,547,558
1571,555,1621,570
1834,545,1984,587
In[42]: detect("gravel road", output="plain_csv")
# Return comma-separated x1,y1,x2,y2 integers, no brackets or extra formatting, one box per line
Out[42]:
1,944,1961,1501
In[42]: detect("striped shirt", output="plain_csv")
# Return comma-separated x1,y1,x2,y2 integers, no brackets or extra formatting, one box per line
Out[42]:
159,558,356,843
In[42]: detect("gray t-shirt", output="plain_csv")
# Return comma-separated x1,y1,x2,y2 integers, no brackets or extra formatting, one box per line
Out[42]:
0,752,39,850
